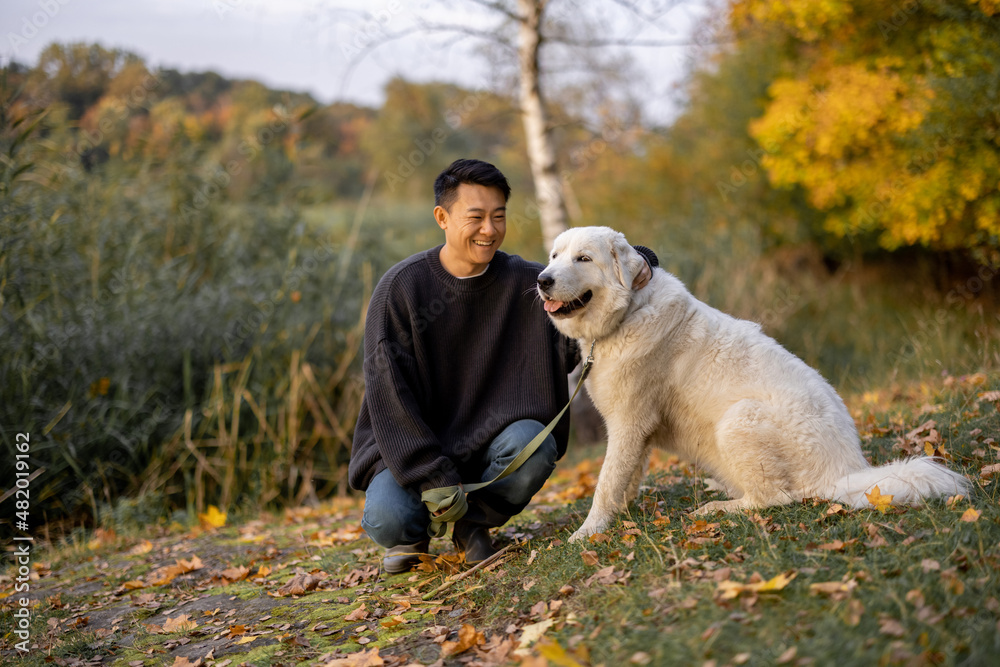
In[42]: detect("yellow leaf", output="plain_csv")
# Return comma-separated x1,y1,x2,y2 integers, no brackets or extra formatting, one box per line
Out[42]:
961,507,980,522
128,540,153,556
321,647,384,667
537,638,586,667
236,635,259,645
199,505,227,530
866,485,893,513
122,580,146,590
162,614,197,633
758,571,797,592
716,571,797,600
517,618,556,651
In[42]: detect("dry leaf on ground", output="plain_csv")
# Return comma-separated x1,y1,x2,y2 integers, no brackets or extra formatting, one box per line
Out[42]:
440,623,485,658
162,614,197,633
276,571,324,596
321,647,384,667
866,485,893,513
716,571,797,600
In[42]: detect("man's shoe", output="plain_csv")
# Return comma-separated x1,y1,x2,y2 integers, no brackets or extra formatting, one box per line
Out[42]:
452,520,499,565
382,540,430,574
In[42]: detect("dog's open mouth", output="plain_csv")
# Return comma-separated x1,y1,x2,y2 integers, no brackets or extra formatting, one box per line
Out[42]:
543,290,593,317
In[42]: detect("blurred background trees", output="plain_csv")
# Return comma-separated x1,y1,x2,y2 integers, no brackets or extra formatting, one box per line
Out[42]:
2,0,998,535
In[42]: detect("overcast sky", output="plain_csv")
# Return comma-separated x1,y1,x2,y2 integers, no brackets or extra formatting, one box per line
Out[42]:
1,0,708,124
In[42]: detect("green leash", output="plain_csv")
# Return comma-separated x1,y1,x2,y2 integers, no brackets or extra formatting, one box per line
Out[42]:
421,341,596,538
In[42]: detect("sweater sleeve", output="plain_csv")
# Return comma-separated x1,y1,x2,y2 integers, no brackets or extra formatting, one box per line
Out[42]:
362,279,463,494
365,340,463,492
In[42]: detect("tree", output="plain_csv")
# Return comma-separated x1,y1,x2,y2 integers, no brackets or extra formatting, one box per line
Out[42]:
337,0,692,249
28,43,142,120
734,0,1000,259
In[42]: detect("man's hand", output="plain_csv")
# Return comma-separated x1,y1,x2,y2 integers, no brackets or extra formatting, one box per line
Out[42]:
432,483,464,516
632,259,652,290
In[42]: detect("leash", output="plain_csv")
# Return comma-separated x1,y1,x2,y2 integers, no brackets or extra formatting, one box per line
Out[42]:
421,340,596,538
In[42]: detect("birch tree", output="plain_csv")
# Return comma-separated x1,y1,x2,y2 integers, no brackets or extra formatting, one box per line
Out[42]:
336,0,694,250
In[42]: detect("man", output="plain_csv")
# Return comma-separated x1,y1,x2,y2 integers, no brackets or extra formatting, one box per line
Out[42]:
349,158,657,573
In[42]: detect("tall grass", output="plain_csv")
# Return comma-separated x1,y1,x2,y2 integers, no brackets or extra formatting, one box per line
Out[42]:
0,81,403,533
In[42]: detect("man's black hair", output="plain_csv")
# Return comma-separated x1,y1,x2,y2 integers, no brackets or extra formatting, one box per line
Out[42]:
434,159,511,212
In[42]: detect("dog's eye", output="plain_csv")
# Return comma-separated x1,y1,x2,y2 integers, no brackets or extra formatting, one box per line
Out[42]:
551,252,558,259
576,255,591,262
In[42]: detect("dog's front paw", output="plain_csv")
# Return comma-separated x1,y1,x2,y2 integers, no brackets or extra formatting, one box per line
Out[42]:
567,516,608,543
690,499,743,516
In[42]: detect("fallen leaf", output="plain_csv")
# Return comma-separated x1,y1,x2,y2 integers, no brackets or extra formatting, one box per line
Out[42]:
320,647,385,667
235,635,259,645
878,617,906,637
961,508,980,522
981,464,1000,479
921,559,940,573
517,618,555,651
170,658,202,667
440,623,484,658
220,566,250,583
344,603,368,622
199,505,227,530
226,624,247,638
129,540,153,556
162,614,197,633
845,598,864,626
537,638,587,667
277,571,324,596
629,651,652,665
776,647,797,664
866,485,893,513
581,550,599,566
809,580,857,599
716,571,796,600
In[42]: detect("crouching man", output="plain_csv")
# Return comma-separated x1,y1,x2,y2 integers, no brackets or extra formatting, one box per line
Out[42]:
348,158,657,573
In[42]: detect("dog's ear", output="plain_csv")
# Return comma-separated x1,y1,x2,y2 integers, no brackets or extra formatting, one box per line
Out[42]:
610,232,646,289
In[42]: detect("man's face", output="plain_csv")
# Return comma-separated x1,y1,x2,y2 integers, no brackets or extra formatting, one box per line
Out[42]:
434,183,507,277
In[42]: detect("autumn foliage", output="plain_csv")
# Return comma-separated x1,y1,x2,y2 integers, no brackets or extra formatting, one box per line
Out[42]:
734,0,1000,254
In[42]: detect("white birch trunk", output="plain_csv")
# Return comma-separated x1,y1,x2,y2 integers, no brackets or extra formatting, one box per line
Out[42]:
517,0,569,251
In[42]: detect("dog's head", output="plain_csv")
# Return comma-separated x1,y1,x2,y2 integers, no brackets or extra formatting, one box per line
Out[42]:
537,226,647,341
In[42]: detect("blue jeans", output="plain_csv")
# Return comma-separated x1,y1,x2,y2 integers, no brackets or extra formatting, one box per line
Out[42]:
361,419,558,548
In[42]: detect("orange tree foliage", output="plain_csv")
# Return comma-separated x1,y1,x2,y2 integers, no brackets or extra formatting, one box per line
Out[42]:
734,0,1000,256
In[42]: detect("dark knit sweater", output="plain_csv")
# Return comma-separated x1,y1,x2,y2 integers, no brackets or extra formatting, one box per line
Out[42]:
348,243,659,495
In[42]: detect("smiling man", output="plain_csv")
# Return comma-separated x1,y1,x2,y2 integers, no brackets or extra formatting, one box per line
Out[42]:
348,159,657,573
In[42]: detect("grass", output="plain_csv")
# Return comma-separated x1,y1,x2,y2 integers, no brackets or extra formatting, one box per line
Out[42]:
3,372,998,666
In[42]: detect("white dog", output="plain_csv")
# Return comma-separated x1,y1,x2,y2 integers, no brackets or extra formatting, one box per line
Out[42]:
537,226,970,542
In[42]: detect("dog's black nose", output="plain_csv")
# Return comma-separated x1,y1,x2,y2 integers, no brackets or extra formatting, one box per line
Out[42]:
537,274,554,290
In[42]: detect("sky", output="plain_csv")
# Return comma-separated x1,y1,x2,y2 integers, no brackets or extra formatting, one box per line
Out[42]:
1,0,709,125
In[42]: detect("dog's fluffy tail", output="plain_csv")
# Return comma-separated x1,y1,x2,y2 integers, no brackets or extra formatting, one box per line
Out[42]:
825,457,970,508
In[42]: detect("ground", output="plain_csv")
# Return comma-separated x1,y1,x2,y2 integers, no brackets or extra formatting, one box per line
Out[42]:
3,373,999,666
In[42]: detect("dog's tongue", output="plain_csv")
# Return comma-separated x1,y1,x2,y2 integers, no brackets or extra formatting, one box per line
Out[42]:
543,299,565,313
